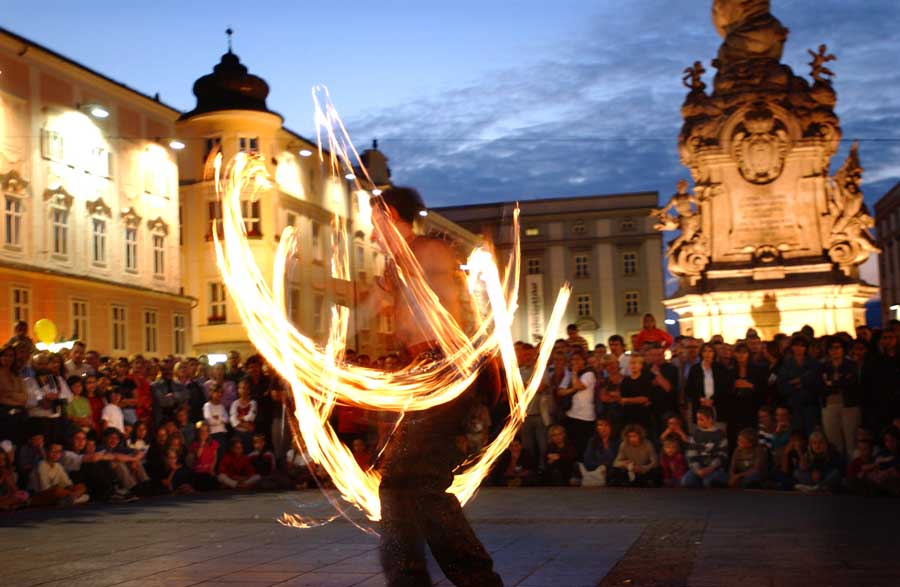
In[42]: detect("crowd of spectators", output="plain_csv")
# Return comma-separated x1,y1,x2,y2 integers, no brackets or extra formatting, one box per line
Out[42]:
1,313,898,511
492,316,900,495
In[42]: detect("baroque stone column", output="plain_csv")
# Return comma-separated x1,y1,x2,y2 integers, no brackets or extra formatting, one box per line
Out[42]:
654,0,878,340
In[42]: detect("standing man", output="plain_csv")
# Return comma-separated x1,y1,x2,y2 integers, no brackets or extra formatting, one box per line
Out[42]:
369,186,502,587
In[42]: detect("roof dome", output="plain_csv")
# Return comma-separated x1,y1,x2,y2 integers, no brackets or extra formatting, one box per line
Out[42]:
180,49,274,120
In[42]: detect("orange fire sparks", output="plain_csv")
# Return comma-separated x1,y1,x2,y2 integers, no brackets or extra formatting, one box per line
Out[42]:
212,88,571,525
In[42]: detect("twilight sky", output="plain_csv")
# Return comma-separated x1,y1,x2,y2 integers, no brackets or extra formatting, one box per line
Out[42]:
4,0,899,211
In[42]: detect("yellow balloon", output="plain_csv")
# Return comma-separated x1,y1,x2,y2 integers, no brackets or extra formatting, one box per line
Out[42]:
34,319,58,345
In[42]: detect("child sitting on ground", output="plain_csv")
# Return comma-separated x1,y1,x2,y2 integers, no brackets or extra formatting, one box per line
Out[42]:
248,433,290,490
866,427,899,496
0,449,28,510
729,428,768,489
160,448,194,495
846,437,877,494
611,424,660,487
660,438,688,488
217,438,261,490
794,430,842,493
682,406,729,488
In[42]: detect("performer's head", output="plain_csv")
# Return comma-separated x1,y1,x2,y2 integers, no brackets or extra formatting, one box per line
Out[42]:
376,186,425,226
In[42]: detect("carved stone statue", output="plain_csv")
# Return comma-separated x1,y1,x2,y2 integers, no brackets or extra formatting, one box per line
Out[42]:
827,141,878,273
808,44,836,84
652,180,709,278
712,0,788,65
682,61,707,93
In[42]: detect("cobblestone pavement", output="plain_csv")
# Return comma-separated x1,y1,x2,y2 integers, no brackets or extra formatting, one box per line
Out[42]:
2,488,898,586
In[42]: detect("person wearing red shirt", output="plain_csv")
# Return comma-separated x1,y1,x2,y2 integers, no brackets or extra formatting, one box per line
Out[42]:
217,438,260,489
634,314,674,350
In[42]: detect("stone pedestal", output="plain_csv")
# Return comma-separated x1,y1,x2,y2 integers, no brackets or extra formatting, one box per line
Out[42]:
653,2,879,340
665,282,877,342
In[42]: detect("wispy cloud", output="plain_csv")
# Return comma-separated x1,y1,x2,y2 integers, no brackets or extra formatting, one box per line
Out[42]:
349,0,900,208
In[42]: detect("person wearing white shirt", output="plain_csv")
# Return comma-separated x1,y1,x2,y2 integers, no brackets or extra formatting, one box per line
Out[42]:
203,386,230,449
557,352,597,459
101,389,125,434
24,353,73,443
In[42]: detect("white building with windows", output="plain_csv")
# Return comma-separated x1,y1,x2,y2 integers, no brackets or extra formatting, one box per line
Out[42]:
0,27,192,356
436,192,664,347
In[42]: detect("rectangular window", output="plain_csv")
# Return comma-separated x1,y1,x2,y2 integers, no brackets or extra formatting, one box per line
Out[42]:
207,201,223,237
209,283,227,323
4,196,23,248
241,200,261,236
11,287,31,326
92,218,107,265
572,220,586,234
52,207,68,256
625,291,640,316
527,258,542,275
91,146,111,177
620,217,636,232
71,300,88,342
378,310,393,334
152,234,165,277
313,293,324,333
111,305,127,352
576,294,591,318
575,254,589,278
312,222,322,262
525,227,540,237
623,251,638,276
239,136,260,153
125,227,138,271
40,128,64,161
173,313,186,355
143,309,158,354
288,287,301,325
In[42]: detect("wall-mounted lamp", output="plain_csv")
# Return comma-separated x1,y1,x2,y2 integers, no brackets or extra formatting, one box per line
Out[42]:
80,103,109,119
168,140,185,150
298,149,313,158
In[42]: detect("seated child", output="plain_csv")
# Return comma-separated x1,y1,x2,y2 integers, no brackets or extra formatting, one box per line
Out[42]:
248,433,290,490
161,449,194,495
682,407,729,488
542,425,577,486
217,438,261,490
846,437,877,494
729,428,768,489
660,438,688,488
578,418,618,487
0,448,28,510
29,442,89,507
794,430,842,493
865,427,899,496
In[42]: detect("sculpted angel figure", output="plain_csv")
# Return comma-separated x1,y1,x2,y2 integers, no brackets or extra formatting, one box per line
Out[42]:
829,142,877,253
653,179,702,254
682,61,707,93
808,44,836,84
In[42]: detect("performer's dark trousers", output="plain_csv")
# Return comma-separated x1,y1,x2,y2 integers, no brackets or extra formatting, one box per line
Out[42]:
378,391,503,586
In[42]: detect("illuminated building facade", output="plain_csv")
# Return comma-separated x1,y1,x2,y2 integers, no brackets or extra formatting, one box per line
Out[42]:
437,192,665,347
0,28,192,356
875,181,900,322
175,48,398,359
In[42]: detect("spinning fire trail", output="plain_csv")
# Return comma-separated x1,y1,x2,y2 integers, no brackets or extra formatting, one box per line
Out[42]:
212,87,571,529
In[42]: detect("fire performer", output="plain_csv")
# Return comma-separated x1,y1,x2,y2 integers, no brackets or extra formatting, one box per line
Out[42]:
367,186,503,587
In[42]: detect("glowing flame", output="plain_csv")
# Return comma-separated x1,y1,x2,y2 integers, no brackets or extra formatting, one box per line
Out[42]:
213,87,570,526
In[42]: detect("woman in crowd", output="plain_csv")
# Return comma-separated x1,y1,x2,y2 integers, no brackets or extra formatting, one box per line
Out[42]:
578,417,618,486
543,425,577,486
727,343,767,451
634,313,673,350
611,424,660,487
685,343,731,429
